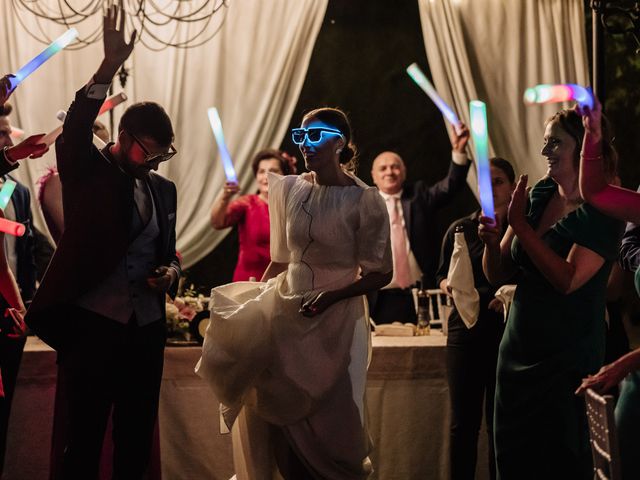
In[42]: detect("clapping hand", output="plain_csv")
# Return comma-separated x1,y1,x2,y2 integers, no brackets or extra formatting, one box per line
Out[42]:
507,174,528,233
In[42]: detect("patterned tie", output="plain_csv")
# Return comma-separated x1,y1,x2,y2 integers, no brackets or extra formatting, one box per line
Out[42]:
387,196,411,289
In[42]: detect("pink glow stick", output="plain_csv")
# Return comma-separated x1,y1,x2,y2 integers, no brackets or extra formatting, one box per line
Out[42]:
0,218,25,237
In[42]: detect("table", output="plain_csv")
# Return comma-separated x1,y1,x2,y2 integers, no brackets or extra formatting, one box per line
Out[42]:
4,334,489,480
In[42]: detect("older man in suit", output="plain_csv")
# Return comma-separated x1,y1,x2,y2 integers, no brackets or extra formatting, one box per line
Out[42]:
369,125,471,324
26,4,180,478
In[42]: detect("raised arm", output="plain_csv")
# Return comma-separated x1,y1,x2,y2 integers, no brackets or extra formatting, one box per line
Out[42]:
210,181,240,229
57,2,137,181
580,97,640,223
421,123,471,208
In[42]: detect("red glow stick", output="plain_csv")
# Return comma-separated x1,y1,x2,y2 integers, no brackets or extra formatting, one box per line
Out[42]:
0,218,25,237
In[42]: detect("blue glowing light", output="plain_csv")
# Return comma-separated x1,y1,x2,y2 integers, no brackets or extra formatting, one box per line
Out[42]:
523,84,593,109
406,63,460,127
0,180,17,210
207,107,238,183
10,29,78,90
469,100,495,221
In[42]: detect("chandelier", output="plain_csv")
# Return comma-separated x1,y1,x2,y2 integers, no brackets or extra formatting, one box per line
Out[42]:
10,0,229,51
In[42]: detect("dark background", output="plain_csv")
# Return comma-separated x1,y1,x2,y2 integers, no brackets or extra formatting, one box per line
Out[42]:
185,0,640,294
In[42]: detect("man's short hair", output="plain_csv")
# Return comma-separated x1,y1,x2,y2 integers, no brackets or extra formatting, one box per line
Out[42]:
118,102,173,147
0,103,12,117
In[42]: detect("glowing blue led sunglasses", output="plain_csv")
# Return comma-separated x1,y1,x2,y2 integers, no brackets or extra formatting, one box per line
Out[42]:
291,127,344,145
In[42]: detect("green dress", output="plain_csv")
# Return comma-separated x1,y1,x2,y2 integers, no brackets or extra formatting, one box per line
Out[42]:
494,177,622,480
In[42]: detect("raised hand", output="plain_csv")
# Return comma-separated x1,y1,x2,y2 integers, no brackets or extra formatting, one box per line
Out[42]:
450,122,470,154
578,93,602,142
5,134,48,162
0,75,16,106
507,174,528,233
103,1,137,66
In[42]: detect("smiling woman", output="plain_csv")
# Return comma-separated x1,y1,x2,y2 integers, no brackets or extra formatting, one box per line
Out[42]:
209,148,293,282
478,108,622,479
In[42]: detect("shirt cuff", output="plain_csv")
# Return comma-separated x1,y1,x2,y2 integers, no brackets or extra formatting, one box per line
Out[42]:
2,146,17,165
85,76,111,100
451,151,468,166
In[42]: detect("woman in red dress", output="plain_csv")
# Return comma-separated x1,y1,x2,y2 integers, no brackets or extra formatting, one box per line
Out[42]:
210,149,295,281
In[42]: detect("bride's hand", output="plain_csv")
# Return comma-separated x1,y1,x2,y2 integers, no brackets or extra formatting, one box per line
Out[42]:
300,291,339,317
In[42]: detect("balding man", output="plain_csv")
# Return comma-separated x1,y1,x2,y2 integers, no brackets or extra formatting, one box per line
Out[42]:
369,125,470,324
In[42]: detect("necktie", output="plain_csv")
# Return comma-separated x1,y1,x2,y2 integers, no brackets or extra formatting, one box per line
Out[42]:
387,196,411,289
134,179,152,227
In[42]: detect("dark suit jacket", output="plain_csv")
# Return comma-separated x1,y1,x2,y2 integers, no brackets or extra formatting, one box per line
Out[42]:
1,175,37,303
0,150,18,178
26,87,181,351
400,161,469,287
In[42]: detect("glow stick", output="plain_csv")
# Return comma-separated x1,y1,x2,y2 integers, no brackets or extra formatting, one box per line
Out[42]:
0,180,17,210
9,29,79,90
207,107,237,183
406,63,460,127
0,218,25,237
98,92,127,115
523,84,593,109
469,100,495,221
43,91,124,148
41,125,63,147
9,126,24,139
53,110,105,148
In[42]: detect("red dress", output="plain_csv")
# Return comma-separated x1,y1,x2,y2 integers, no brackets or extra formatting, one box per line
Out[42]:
225,194,271,281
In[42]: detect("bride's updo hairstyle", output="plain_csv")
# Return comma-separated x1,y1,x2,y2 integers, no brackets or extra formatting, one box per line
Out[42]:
302,107,358,173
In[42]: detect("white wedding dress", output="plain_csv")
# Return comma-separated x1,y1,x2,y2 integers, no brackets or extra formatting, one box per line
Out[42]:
196,173,391,480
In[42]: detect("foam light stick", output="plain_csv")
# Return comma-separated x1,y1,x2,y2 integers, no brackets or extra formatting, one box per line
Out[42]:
0,218,25,237
9,29,79,90
523,84,593,109
469,100,495,221
9,126,24,139
0,180,17,209
406,62,460,127
207,107,237,183
98,92,128,115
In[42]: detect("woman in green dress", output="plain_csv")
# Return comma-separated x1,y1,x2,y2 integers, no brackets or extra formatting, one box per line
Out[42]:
479,108,621,479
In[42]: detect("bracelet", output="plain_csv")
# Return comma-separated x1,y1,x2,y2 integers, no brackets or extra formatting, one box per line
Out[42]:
580,154,603,161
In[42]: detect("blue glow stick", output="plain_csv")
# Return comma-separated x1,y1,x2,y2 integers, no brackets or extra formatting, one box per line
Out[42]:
0,180,17,210
207,107,237,183
523,84,593,109
406,63,460,127
469,100,495,221
10,29,78,90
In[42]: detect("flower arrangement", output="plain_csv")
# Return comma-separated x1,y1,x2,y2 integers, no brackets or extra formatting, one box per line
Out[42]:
165,283,206,342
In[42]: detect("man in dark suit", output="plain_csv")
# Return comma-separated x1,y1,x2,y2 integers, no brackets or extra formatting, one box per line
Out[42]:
0,102,38,475
369,125,471,324
26,4,180,478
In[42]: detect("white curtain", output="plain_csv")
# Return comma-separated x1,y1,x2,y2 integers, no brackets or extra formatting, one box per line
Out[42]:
0,0,327,268
417,0,589,184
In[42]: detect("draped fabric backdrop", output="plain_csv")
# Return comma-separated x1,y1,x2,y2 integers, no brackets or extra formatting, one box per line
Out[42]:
418,0,589,186
0,0,327,268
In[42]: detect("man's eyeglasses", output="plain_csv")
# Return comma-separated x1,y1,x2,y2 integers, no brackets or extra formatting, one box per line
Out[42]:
291,127,344,145
129,132,177,163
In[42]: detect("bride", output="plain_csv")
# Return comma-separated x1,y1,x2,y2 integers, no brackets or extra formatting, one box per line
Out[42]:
196,107,392,479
